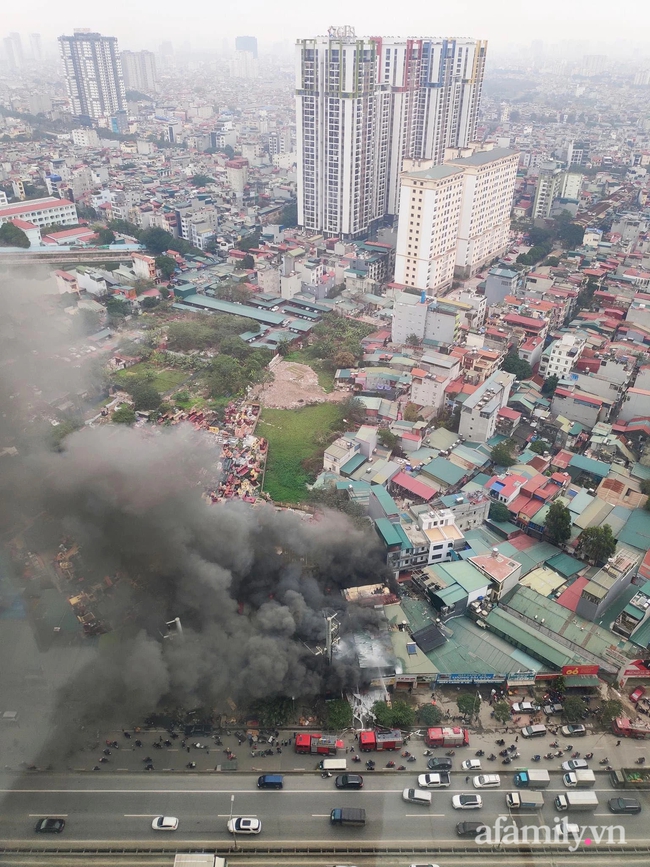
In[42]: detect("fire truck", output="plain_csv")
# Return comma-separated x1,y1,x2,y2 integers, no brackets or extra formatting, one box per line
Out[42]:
294,734,344,755
358,729,404,752
425,726,470,747
612,717,650,740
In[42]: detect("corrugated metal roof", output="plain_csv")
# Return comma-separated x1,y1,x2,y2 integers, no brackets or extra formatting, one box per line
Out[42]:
485,607,575,668
547,552,584,578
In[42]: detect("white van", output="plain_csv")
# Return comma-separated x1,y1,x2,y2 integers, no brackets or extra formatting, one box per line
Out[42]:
473,774,501,789
403,788,432,806
521,724,547,738
319,758,347,771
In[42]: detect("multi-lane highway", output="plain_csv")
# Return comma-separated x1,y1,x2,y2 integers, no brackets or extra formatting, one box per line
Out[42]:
1,771,649,847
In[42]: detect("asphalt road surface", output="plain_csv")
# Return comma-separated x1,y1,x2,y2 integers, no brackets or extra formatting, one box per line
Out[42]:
1,771,649,847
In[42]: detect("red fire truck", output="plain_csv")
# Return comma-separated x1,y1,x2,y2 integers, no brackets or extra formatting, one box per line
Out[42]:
612,717,650,740
294,734,344,755
425,726,470,747
358,729,404,752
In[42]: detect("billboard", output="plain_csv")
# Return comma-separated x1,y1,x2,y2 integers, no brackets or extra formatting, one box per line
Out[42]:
561,664,600,676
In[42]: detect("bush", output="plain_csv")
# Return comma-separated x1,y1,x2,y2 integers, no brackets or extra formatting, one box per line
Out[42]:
418,704,443,726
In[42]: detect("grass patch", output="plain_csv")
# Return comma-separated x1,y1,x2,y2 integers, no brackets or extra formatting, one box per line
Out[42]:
258,403,342,503
113,363,188,394
284,350,335,393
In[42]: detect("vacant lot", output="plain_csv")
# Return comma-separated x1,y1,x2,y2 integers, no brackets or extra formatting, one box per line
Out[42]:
255,360,341,409
283,350,335,392
113,363,188,394
258,403,342,503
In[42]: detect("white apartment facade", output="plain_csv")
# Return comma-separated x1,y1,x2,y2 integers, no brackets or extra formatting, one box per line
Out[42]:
0,196,78,229
538,333,585,378
458,369,516,442
394,146,518,289
296,32,487,238
394,163,465,293
447,147,519,278
121,50,158,93
391,292,461,347
59,30,126,119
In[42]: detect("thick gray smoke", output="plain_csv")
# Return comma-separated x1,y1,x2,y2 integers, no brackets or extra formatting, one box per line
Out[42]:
0,269,390,753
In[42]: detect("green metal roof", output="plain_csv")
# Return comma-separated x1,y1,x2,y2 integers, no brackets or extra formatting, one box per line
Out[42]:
340,454,366,475
624,603,645,621
568,454,611,478
618,510,650,553
486,607,575,668
547,552,584,578
421,457,466,486
427,560,489,594
370,484,400,516
374,518,403,547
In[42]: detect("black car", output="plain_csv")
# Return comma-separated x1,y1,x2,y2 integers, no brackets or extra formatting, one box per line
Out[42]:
608,797,641,815
335,773,364,789
456,821,487,837
34,818,65,833
427,757,453,771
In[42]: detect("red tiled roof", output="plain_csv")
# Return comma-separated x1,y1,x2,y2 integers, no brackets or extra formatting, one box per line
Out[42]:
0,197,74,218
391,471,437,501
556,576,589,612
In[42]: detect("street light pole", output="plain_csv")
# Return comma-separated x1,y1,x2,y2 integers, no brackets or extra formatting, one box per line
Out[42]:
229,794,238,850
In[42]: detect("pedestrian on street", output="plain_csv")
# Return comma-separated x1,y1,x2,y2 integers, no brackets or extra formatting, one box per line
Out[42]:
207,749,210,755
515,735,519,742
465,776,470,783
616,740,621,746
505,726,508,732
187,746,190,753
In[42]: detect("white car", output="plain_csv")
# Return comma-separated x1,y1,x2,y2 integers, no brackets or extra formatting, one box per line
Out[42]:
452,794,483,810
511,702,539,714
461,759,482,771
151,816,178,831
473,774,501,789
561,759,589,772
417,772,451,788
227,817,262,835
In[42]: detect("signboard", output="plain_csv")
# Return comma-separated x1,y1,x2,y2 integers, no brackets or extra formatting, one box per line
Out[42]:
562,664,599,676
328,25,356,39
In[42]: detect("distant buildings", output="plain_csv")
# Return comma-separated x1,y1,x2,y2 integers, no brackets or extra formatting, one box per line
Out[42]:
235,36,258,58
121,50,158,94
59,30,126,119
458,370,516,442
296,33,487,238
0,196,77,229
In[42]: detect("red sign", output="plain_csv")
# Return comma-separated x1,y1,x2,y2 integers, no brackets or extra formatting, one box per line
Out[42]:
562,665,599,676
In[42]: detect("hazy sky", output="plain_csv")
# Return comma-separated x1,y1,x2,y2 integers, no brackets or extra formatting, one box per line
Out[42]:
5,0,650,54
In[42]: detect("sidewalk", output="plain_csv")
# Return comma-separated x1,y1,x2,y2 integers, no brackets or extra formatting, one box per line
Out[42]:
10,722,648,775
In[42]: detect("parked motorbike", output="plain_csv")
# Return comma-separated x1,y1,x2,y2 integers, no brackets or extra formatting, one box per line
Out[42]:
502,757,512,765
584,752,594,760
499,749,509,757
487,753,497,761
565,744,573,752
555,750,564,758
475,749,485,757
496,739,506,746
401,751,411,758
423,749,433,756
532,754,541,762
352,755,361,763
544,752,555,760
386,760,395,768
445,750,456,757
321,771,332,778
549,740,559,748
599,758,610,765
397,765,407,771
571,751,580,758
636,757,646,765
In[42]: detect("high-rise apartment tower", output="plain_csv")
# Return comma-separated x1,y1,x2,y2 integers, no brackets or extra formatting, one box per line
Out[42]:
296,30,487,238
121,50,158,93
59,30,126,119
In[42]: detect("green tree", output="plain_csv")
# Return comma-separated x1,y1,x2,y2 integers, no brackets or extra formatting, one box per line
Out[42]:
579,524,617,564
191,173,213,186
108,218,141,237
457,693,481,720
489,501,510,522
240,253,255,270
339,397,366,427
403,402,420,422
97,228,115,245
599,699,623,726
223,144,235,159
156,254,176,280
280,202,298,227
141,296,159,310
276,337,292,357
390,699,415,728
236,230,261,252
544,256,560,267
491,439,516,467
106,297,129,317
0,222,30,248
544,501,572,545
406,332,422,347
112,405,136,425
325,699,353,730
501,348,533,380
563,696,586,722
333,350,357,369
529,439,551,455
378,429,400,450
250,697,293,728
492,701,512,725
207,355,244,398
371,701,394,728
541,375,559,395
125,379,162,411
140,226,174,255
418,704,443,726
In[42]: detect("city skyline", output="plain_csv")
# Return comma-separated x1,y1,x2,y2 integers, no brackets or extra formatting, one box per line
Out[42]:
2,0,650,54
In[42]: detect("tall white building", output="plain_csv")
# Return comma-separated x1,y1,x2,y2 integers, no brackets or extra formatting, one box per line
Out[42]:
296,31,487,239
29,33,43,63
59,30,126,119
395,146,518,291
121,50,158,93
231,50,258,79
458,370,516,442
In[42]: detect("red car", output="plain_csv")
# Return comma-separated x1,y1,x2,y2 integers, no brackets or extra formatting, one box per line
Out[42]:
630,686,646,703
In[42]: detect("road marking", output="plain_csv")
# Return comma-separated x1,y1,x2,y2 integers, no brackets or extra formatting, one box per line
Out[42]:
311,814,329,817
28,814,68,817
117,768,129,771
404,813,445,817
217,814,258,817
124,814,160,817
